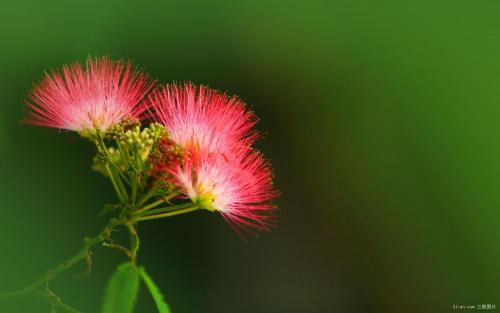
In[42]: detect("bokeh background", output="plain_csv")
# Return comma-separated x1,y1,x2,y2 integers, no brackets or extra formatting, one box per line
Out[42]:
1,1,500,312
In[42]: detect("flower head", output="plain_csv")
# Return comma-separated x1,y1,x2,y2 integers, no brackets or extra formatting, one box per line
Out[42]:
148,82,278,236
148,83,258,157
25,56,155,133
172,148,278,237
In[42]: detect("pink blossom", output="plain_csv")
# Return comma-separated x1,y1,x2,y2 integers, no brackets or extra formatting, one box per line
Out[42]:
149,83,278,235
148,82,258,157
173,148,278,237
25,56,155,132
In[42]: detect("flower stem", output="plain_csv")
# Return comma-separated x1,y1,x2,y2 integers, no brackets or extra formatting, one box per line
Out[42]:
131,175,137,205
135,198,165,213
134,202,195,217
127,223,140,264
106,164,126,203
135,193,179,215
95,132,130,203
135,206,199,221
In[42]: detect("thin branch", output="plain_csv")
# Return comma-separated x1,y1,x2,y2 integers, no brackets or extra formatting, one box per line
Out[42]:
135,206,199,221
0,218,122,302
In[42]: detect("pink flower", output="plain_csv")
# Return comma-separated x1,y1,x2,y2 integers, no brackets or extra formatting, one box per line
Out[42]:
173,148,278,237
148,82,279,236
25,56,155,132
148,83,258,157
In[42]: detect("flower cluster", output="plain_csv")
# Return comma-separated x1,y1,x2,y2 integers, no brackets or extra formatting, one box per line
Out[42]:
25,56,278,237
25,56,154,132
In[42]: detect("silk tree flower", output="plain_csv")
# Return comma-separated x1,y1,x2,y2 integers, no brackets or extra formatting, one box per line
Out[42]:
24,56,155,134
173,148,278,236
148,82,258,157
148,83,278,235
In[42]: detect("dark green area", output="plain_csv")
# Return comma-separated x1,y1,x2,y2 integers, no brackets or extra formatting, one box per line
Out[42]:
1,1,500,312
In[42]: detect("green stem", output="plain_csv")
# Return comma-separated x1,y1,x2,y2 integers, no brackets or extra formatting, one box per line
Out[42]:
96,133,131,186
127,224,140,264
102,241,131,258
135,206,199,221
135,198,165,214
136,183,160,207
116,139,130,165
135,193,179,215
0,290,82,313
36,291,83,313
108,160,132,186
95,133,129,203
109,164,129,203
134,203,195,217
131,175,137,205
0,218,122,302
106,164,126,203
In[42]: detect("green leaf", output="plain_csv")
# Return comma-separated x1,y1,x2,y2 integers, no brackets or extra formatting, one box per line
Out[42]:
139,267,171,313
102,262,140,313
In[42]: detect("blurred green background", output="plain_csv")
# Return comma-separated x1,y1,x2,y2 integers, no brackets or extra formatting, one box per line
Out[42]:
1,1,500,312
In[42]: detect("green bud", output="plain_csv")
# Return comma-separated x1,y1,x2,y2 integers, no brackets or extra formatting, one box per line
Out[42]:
79,127,98,139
